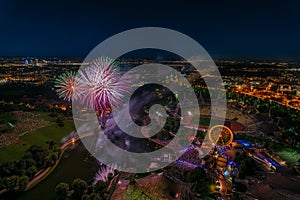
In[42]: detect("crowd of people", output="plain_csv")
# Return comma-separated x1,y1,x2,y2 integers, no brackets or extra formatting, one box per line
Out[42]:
12,111,50,135
0,133,18,147
176,147,203,169
0,111,50,148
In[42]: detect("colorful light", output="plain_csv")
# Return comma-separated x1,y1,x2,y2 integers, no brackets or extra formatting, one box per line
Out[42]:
77,57,130,116
93,164,115,184
55,71,82,102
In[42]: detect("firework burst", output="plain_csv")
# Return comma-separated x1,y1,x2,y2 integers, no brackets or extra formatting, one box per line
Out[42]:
77,57,130,115
55,71,82,102
93,164,115,184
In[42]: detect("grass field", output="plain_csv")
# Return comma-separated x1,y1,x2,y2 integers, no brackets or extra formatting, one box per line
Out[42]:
0,111,75,164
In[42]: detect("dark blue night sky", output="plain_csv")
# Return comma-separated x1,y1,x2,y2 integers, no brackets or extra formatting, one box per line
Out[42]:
0,0,299,59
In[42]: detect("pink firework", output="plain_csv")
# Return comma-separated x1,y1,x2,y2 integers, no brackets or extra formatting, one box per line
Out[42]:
55,71,82,102
77,57,130,116
93,164,115,184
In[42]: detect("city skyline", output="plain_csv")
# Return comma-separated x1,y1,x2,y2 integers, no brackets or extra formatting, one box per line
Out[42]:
0,0,299,59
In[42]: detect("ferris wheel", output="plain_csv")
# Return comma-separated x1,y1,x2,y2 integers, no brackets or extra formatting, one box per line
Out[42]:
208,125,234,146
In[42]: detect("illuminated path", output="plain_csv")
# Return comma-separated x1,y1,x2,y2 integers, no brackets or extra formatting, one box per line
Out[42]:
25,131,94,190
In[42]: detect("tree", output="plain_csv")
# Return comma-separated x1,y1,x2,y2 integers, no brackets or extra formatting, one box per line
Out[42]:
18,176,29,191
15,160,27,175
26,165,38,179
3,175,28,192
234,152,247,164
157,129,169,140
3,175,18,191
0,177,3,190
55,182,69,200
26,145,49,167
56,117,64,127
46,140,56,150
24,158,36,168
238,157,256,178
0,161,15,176
81,194,90,200
49,112,58,118
71,178,87,199
88,193,102,200
232,192,241,200
93,181,107,193
189,167,210,195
